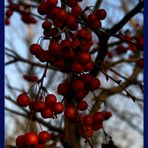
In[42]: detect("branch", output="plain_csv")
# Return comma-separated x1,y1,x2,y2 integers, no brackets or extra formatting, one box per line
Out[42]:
109,1,144,34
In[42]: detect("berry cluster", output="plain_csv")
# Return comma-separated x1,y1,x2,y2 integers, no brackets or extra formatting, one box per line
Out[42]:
5,1,37,25
17,93,64,119
13,0,112,146
16,131,55,148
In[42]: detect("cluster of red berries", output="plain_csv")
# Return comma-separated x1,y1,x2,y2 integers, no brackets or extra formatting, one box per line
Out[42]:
58,74,100,102
12,0,113,145
5,0,37,25
29,28,94,73
79,111,112,138
17,93,64,119
16,131,55,148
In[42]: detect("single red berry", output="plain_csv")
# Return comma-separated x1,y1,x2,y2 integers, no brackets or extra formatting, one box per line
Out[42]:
80,74,93,84
64,106,76,120
29,44,43,55
88,13,97,23
103,111,112,120
25,132,38,146
75,90,86,101
79,52,92,64
6,9,13,18
84,62,94,72
17,93,30,107
53,102,64,114
95,9,107,20
60,39,72,51
77,100,88,111
37,2,48,15
38,131,50,143
45,94,57,108
48,41,61,55
16,135,25,148
34,101,46,112
42,20,52,30
56,9,67,21
66,15,78,30
89,77,101,91
5,18,10,25
71,5,82,17
89,21,102,30
71,63,83,73
83,115,93,126
92,122,103,131
93,112,104,124
79,126,93,138
72,80,84,92
41,108,53,118
57,83,68,95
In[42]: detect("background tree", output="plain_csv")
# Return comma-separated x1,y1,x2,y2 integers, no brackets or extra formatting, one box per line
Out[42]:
5,0,144,148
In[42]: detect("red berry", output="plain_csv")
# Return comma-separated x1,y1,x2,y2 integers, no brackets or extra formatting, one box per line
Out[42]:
25,132,38,146
89,77,101,91
83,115,93,126
16,135,25,148
64,106,76,120
34,101,46,112
29,44,43,55
45,94,57,108
56,9,67,21
42,20,52,30
41,108,53,118
5,18,10,25
79,52,92,64
38,131,50,143
75,90,86,100
66,15,78,30
57,83,68,95
72,80,84,92
71,63,83,73
92,122,103,131
103,111,112,120
60,39,72,51
80,74,93,84
88,13,97,23
17,93,30,107
89,21,102,30
84,62,94,71
6,9,13,18
77,100,88,111
95,9,107,20
37,2,48,15
71,5,82,18
79,126,93,138
48,41,61,55
53,102,64,114
93,112,104,124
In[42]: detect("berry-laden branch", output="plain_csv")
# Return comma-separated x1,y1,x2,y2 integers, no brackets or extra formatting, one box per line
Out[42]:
5,0,143,147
